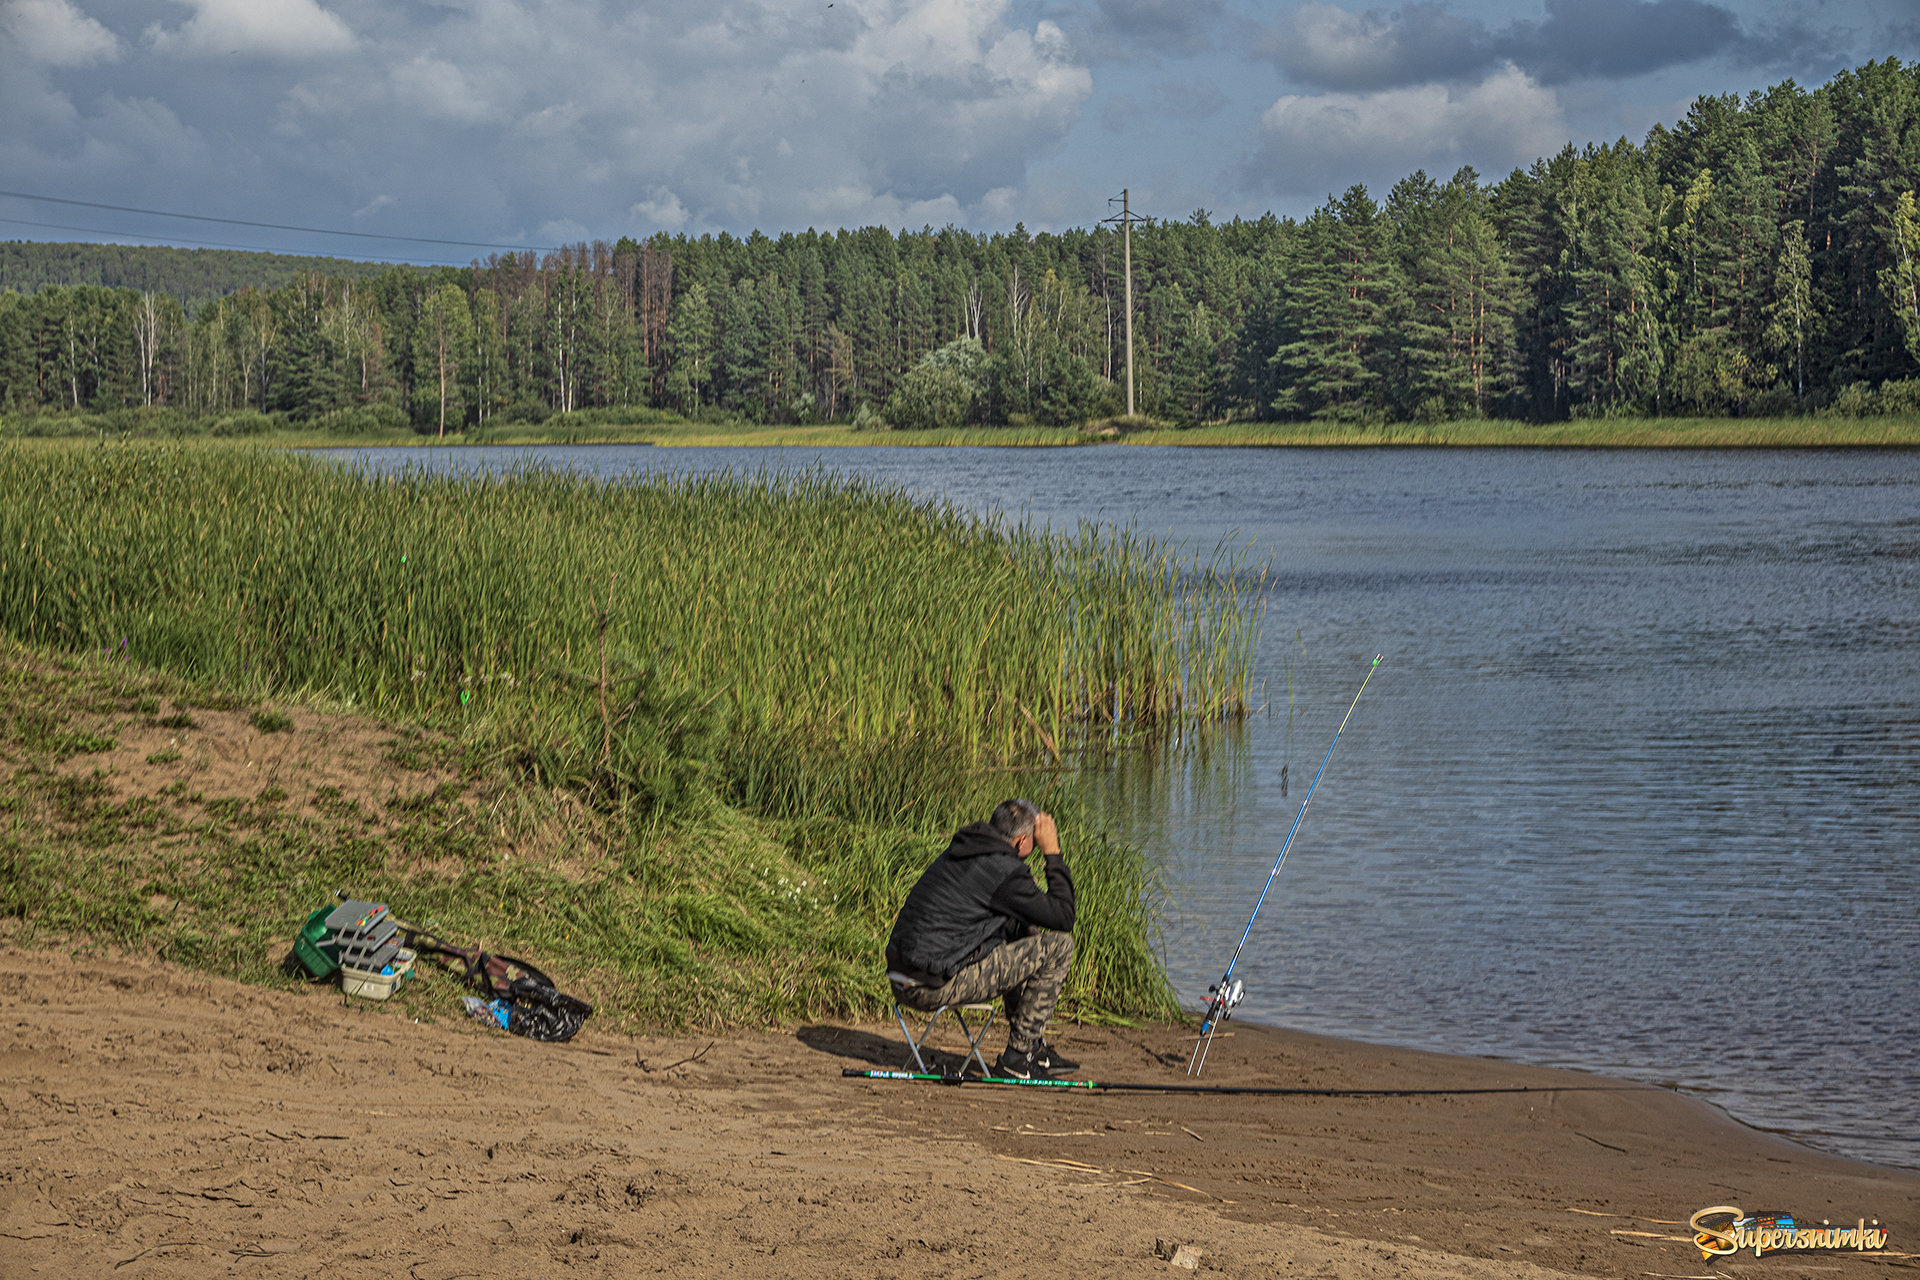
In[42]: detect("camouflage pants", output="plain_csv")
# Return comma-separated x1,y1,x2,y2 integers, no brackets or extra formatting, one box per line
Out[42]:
894,931,1074,1053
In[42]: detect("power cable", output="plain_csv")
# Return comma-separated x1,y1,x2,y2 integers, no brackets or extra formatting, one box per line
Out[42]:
0,215,479,268
0,188,561,252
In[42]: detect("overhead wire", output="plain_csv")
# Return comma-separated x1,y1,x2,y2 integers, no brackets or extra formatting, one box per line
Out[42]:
0,187,562,253
0,215,481,268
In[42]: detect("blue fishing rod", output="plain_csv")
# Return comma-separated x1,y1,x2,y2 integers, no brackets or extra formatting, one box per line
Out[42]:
1188,654,1382,1077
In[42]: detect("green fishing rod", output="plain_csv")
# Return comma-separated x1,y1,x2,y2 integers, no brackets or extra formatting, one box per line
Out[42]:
1189,654,1383,1077
842,1068,1634,1098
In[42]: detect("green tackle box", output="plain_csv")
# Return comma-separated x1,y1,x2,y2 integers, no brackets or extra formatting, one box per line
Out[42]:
291,898,389,979
292,906,341,978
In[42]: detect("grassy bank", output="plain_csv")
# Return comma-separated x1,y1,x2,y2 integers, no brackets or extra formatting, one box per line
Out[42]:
0,441,1263,1025
0,640,1170,1028
1118,416,1920,447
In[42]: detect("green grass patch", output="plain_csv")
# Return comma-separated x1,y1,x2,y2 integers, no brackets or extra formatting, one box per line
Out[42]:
0,441,1258,775
0,640,1178,1028
13,402,1920,449
250,708,294,733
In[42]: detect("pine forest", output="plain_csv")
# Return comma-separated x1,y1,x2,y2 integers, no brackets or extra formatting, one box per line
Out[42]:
5,60,1920,431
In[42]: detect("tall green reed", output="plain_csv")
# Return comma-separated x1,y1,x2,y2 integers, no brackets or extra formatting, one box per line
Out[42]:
0,442,1261,773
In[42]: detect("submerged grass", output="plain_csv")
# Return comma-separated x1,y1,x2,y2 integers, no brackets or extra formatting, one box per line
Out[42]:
0,441,1259,1024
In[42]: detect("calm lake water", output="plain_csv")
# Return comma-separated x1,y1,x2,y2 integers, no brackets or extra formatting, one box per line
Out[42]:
327,443,1920,1171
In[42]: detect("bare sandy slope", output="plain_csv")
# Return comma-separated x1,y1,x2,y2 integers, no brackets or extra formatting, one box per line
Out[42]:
1,948,1912,1279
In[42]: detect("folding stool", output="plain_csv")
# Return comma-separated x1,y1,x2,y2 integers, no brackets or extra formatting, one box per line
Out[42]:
888,973,995,1076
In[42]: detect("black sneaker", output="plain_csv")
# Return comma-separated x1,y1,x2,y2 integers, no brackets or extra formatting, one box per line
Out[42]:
993,1045,1058,1080
1031,1038,1079,1074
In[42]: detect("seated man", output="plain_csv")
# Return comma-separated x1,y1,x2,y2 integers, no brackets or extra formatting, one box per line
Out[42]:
885,798,1079,1079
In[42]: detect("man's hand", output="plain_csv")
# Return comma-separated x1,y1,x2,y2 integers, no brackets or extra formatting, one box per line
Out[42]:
1033,811,1060,857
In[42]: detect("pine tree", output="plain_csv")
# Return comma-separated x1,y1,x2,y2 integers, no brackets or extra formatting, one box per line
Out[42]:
663,280,714,413
412,283,473,436
1273,186,1394,421
1562,142,1665,414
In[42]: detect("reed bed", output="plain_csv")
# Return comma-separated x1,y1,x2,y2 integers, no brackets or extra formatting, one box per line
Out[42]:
0,442,1258,762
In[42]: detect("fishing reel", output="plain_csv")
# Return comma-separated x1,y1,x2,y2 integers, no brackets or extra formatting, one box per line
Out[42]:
1188,977,1245,1076
1206,978,1245,1024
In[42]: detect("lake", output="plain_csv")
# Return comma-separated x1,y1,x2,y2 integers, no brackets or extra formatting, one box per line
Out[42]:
325,443,1920,1171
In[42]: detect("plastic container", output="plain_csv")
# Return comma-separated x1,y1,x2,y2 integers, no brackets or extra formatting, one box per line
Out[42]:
341,947,415,1001
292,907,342,978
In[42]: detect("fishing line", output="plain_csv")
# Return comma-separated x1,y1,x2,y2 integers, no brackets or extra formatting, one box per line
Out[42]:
842,1068,1644,1098
1189,653,1382,1077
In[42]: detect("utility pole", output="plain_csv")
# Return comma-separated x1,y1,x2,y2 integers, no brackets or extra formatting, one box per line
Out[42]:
1102,189,1151,418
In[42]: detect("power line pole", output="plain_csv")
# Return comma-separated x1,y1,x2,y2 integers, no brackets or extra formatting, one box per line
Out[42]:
1102,189,1151,419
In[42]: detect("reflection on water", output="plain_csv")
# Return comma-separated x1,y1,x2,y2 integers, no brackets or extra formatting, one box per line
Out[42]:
323,443,1920,1170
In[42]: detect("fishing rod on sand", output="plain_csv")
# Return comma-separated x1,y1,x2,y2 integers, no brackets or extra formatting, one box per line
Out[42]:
1188,654,1382,1078
842,1068,1641,1098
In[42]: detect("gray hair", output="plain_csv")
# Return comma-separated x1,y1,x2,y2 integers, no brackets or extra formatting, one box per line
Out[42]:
989,798,1040,841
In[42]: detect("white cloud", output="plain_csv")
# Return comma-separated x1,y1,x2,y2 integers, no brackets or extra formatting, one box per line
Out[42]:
2,0,120,66
1250,63,1568,196
391,55,496,124
147,0,353,59
629,189,689,232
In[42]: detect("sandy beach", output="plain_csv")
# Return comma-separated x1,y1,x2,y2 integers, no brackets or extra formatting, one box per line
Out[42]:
2,946,1912,1279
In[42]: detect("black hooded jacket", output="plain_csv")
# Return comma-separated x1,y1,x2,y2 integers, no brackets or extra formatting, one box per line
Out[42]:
884,820,1075,986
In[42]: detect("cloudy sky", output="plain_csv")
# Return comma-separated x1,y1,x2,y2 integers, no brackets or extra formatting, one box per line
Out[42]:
1,0,1914,262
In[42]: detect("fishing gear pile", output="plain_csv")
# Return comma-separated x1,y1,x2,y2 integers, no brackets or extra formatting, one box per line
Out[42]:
290,892,593,1044
412,934,595,1044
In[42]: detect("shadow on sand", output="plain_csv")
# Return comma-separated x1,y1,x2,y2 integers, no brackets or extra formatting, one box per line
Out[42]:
796,1022,981,1076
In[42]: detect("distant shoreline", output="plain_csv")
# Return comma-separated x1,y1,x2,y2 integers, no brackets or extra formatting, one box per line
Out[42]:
290,417,1920,449
9,408,1919,450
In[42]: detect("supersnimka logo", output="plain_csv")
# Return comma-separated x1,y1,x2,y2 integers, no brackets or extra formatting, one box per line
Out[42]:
1689,1206,1889,1260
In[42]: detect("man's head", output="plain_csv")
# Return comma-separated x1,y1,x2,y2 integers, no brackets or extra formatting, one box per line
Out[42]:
990,798,1040,853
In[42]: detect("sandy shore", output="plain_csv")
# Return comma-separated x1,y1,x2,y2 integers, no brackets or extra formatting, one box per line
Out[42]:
2,947,1912,1279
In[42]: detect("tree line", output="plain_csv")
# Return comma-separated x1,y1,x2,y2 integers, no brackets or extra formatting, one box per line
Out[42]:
0,241,394,312
3,59,1918,430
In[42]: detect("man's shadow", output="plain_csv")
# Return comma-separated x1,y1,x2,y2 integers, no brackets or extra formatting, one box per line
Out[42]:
796,1023,979,1076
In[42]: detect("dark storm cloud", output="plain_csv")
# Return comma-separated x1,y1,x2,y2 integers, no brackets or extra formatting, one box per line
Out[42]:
1040,0,1227,62
1258,2,1492,93
1262,0,1847,93
1500,0,1743,84
1092,0,1225,55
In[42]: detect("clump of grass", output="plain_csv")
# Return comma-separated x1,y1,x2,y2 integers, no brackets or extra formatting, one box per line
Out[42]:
250,708,293,733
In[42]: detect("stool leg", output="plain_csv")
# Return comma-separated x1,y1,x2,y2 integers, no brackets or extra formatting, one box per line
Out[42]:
956,1007,995,1077
894,1002,933,1072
